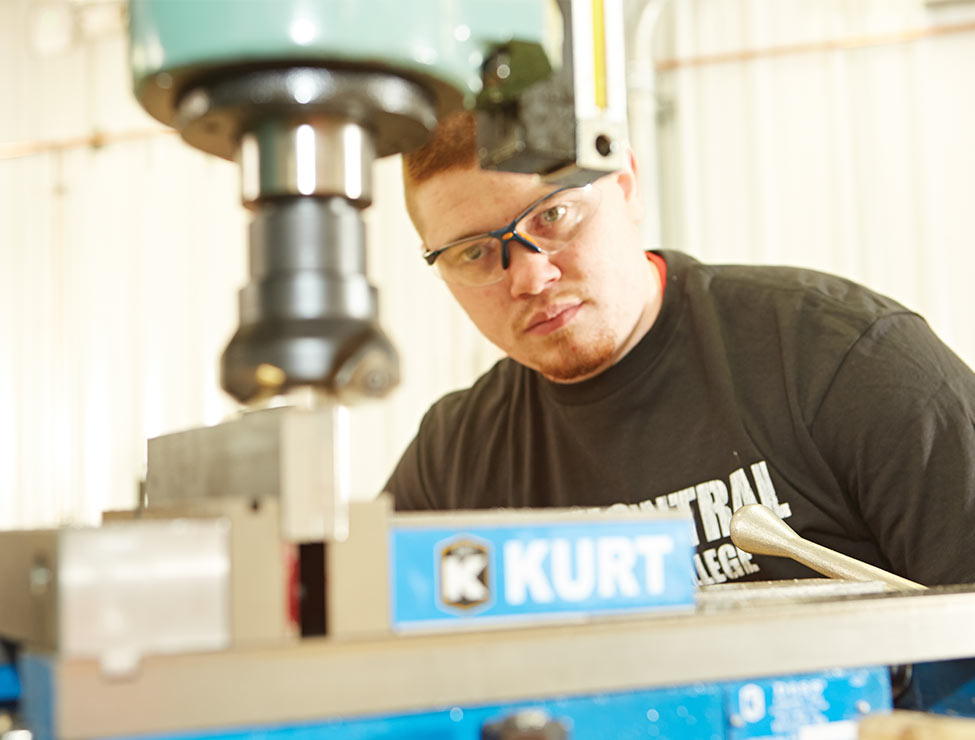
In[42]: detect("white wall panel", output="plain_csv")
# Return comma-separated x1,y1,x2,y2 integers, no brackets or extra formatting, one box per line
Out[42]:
651,0,975,368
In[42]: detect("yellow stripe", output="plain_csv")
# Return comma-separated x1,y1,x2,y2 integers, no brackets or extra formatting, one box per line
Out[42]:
592,0,608,110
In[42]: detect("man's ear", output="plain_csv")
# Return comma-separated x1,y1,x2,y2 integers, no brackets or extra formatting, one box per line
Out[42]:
613,148,644,223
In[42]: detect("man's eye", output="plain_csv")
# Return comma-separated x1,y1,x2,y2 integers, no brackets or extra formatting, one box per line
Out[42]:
540,204,567,225
458,241,492,263
527,202,579,236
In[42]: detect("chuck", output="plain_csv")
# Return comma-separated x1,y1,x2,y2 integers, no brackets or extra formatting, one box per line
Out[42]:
221,195,398,403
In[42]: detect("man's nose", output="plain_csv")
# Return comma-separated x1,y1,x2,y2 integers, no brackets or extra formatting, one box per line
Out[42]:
505,242,561,297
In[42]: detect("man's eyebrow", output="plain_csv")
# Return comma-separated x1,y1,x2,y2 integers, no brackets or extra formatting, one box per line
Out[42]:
437,214,511,247
441,227,495,245
440,187,559,245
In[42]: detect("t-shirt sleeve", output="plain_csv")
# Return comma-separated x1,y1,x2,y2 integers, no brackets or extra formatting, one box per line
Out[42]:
383,427,437,512
383,395,459,511
810,313,975,586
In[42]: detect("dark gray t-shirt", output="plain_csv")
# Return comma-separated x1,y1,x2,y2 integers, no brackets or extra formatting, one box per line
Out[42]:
386,251,975,586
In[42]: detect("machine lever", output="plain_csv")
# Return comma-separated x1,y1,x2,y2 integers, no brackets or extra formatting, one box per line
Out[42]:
729,504,926,592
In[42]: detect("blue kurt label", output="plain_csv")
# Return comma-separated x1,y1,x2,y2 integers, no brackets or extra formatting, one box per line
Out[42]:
390,518,695,630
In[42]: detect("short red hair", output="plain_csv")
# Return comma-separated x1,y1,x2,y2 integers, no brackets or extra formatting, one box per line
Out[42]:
402,111,479,187
401,111,480,231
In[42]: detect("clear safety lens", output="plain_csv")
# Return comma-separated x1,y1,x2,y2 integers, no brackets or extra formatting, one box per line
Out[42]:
519,186,595,244
432,185,600,287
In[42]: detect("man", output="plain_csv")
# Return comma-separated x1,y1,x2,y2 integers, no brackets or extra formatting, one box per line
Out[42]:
385,113,975,587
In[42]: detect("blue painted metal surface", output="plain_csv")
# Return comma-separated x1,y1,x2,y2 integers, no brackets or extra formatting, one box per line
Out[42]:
723,668,892,739
111,682,726,740
20,654,55,740
0,659,19,703
390,519,696,631
896,657,975,717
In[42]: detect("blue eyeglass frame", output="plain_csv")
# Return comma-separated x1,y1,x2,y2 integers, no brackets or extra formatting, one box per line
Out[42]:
422,183,582,271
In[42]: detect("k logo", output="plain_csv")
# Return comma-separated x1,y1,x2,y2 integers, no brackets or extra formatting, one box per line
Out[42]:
439,538,491,610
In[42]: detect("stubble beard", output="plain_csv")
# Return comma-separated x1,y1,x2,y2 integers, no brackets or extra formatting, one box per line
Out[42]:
529,327,618,382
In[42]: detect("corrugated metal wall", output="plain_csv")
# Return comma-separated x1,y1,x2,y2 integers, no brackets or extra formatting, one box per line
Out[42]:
647,0,975,368
2,0,974,528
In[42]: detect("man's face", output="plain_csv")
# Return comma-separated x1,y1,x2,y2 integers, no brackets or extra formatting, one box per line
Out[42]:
410,164,659,383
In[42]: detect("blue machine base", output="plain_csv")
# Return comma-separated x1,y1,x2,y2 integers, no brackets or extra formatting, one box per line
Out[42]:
0,661,19,705
896,657,975,717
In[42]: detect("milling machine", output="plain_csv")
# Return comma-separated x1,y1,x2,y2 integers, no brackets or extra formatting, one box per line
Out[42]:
1,2,974,739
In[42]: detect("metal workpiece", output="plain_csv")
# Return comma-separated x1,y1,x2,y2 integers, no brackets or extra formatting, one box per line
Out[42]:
0,521,230,675
730,504,927,592
221,195,399,404
146,404,352,544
